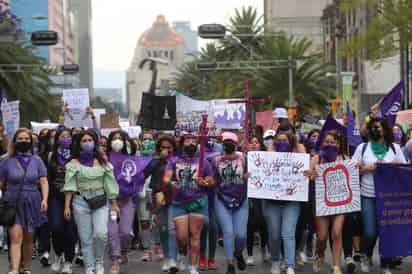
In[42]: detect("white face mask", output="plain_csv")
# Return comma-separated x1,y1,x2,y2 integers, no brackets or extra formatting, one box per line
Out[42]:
264,139,273,148
111,139,124,152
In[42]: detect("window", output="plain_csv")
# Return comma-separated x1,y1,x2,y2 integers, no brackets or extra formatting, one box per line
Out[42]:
170,50,174,61
164,51,168,58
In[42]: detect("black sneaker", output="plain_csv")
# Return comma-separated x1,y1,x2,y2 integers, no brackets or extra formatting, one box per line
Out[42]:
169,266,178,274
345,257,356,274
40,252,50,267
226,264,235,274
74,255,84,266
235,253,246,271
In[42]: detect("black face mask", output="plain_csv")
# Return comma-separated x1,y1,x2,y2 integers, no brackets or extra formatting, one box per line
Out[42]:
15,141,32,153
223,142,236,153
370,129,382,141
184,144,197,157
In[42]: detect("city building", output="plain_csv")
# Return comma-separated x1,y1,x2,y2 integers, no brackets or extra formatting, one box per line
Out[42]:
94,88,122,104
172,21,198,58
321,1,400,120
126,15,185,123
264,0,332,51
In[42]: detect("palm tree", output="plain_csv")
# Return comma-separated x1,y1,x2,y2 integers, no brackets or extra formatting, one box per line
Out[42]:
0,42,58,125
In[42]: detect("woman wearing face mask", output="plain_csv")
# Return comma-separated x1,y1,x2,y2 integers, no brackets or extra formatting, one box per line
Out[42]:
163,134,214,274
63,129,119,274
246,136,269,266
47,128,77,274
305,131,347,274
304,129,320,157
392,124,406,147
351,117,405,274
263,130,276,150
0,128,49,274
106,130,141,274
263,131,305,274
99,136,108,157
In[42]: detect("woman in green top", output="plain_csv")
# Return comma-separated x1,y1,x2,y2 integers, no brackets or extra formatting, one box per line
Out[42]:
63,130,119,274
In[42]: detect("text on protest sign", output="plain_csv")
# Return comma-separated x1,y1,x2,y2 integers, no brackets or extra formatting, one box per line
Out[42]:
315,160,360,217
30,122,59,134
62,88,90,109
64,109,93,129
247,151,310,202
1,100,20,137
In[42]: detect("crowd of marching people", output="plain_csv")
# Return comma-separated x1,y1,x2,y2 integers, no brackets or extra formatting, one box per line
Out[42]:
0,106,412,274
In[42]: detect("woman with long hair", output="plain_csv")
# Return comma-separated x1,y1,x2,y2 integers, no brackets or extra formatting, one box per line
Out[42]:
351,117,406,274
63,129,119,274
47,127,77,274
0,128,49,274
306,130,347,274
163,134,214,274
263,130,305,274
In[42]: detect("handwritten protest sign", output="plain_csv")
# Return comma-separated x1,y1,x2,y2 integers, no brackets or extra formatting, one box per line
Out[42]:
100,128,119,137
30,122,59,134
93,108,106,129
123,126,141,138
247,151,310,202
1,100,20,137
375,164,412,257
64,109,93,129
62,88,90,109
315,160,360,217
101,113,119,128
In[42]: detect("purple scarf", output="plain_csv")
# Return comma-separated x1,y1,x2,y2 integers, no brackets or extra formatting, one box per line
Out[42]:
57,147,71,166
79,152,95,167
15,153,32,171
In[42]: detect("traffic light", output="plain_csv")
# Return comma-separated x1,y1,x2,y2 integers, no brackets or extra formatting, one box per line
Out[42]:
31,31,58,46
198,24,226,39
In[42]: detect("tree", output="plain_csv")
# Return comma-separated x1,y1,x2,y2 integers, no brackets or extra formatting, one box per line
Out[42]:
341,0,412,61
0,42,59,125
173,6,334,115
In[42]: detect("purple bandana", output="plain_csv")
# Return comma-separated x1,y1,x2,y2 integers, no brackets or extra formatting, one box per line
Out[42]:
79,152,95,167
15,153,32,171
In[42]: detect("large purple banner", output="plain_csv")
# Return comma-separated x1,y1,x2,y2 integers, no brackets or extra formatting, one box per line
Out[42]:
374,164,412,257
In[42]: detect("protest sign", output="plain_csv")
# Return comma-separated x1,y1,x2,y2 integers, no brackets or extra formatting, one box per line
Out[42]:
30,122,59,134
247,151,310,202
176,92,212,132
315,160,361,217
396,110,412,129
256,111,273,130
101,113,120,128
93,108,106,129
212,99,245,129
1,100,19,137
100,128,119,137
62,88,90,110
375,164,412,257
123,126,141,138
64,109,93,129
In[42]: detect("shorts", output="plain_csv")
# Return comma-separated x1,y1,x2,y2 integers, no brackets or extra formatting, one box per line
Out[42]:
171,195,209,220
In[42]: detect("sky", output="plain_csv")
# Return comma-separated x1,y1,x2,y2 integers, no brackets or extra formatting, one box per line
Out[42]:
92,0,263,90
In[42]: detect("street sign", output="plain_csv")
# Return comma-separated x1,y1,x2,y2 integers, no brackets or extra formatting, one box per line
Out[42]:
31,31,58,46
198,24,226,39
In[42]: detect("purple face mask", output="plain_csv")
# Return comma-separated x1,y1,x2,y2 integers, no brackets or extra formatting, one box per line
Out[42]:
320,145,339,163
275,141,291,152
394,131,403,144
79,143,95,167
308,136,318,149
59,136,72,148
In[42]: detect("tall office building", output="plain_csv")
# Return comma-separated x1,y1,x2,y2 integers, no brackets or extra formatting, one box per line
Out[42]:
172,21,198,56
264,0,332,50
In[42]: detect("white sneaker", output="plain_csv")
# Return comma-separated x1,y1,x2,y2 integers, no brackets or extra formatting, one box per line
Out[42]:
188,265,199,274
345,257,356,273
286,267,295,274
246,256,255,266
381,268,392,274
270,262,280,274
162,260,170,272
178,255,187,271
62,262,73,274
85,269,95,274
360,256,371,273
96,263,104,274
51,256,64,272
40,251,50,266
299,251,307,264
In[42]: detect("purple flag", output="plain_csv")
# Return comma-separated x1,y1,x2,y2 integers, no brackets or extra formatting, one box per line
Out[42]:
378,81,404,125
375,164,412,257
316,113,347,150
346,102,362,147
110,153,153,198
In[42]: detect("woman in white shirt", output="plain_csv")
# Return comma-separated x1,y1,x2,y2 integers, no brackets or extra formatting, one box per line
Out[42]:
352,117,406,274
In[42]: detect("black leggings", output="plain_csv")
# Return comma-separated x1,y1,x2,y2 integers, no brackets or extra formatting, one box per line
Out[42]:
247,199,268,256
343,212,362,258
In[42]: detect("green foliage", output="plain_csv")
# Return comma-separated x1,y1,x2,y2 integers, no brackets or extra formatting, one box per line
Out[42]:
341,0,412,60
0,42,59,126
173,6,334,115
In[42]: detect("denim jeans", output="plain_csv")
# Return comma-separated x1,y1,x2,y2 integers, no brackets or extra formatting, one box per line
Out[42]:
263,201,301,268
215,197,249,260
108,198,135,260
72,193,109,272
48,194,77,262
360,196,390,268
167,206,178,260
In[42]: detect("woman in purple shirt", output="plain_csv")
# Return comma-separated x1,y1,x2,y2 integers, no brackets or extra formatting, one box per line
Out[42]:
0,128,49,274
163,134,214,274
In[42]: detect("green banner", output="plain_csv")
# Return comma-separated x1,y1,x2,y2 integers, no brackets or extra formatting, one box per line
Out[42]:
342,73,354,113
